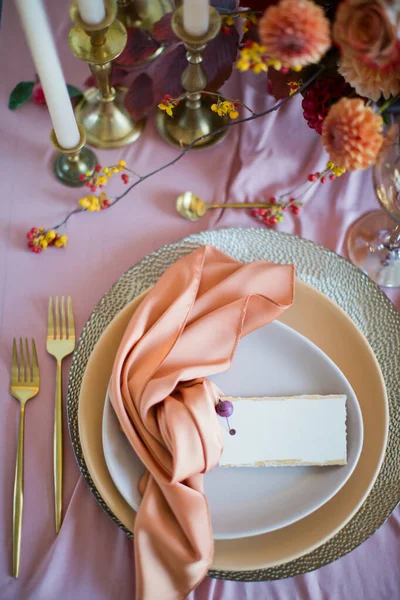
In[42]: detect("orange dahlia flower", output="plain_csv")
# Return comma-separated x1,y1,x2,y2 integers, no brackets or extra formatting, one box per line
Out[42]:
259,0,331,69
322,98,384,171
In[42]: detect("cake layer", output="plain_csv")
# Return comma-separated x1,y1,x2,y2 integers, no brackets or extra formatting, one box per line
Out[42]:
218,395,347,467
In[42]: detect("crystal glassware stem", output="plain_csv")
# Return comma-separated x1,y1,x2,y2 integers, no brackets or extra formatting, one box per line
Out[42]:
347,128,400,287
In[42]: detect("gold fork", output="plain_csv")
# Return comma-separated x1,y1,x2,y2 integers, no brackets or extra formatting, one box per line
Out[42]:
11,338,40,578
46,297,75,533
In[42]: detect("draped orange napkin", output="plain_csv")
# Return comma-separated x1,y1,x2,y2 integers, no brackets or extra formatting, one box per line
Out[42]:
109,245,294,600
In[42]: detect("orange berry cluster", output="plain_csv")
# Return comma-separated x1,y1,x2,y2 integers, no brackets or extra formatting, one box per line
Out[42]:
221,11,258,35
251,197,302,227
26,227,67,253
78,193,111,212
79,160,129,193
78,160,130,212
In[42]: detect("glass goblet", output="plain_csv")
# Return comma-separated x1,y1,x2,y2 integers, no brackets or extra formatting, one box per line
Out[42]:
347,134,400,288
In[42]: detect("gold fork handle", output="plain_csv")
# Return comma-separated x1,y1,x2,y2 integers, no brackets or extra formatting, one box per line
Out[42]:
54,360,63,533
13,405,25,578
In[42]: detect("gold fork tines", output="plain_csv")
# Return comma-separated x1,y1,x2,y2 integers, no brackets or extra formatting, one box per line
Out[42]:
11,338,40,578
46,297,75,533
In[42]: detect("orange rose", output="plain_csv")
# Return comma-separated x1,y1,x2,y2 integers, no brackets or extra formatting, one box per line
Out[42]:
333,0,399,69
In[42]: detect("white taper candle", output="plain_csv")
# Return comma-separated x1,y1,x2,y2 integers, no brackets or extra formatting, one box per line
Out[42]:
77,0,106,26
183,0,209,37
15,0,80,149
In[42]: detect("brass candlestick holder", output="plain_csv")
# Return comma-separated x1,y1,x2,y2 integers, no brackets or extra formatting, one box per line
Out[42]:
51,125,98,187
156,6,230,149
114,0,172,67
69,0,145,149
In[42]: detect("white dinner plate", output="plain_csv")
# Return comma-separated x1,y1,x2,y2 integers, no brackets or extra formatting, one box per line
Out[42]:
102,320,363,539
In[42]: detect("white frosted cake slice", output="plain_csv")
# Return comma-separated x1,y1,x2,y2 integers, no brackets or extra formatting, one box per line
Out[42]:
218,395,347,467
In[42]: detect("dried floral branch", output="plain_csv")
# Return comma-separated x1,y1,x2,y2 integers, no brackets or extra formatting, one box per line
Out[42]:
50,66,324,232
26,66,325,252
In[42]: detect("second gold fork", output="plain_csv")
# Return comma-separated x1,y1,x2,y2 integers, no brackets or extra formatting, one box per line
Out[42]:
46,297,75,533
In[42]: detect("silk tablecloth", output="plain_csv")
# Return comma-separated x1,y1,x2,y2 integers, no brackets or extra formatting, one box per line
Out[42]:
0,1,399,599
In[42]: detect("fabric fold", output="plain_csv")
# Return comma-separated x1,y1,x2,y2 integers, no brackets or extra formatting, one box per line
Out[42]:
110,245,294,600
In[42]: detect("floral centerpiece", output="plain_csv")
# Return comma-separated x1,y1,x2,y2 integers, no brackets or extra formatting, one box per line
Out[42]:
233,0,400,172
12,0,400,252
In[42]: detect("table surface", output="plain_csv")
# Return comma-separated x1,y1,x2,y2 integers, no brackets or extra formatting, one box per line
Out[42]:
1,2,399,599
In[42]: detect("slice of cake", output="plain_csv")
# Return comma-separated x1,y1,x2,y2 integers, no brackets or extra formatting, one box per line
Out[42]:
218,395,347,467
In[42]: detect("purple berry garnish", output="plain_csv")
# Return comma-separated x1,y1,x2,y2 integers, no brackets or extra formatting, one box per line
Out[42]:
216,400,233,418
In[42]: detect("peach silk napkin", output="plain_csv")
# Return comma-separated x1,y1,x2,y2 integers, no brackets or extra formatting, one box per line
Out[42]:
110,245,294,600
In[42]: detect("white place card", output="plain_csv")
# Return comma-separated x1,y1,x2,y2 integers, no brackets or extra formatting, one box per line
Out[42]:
218,395,347,467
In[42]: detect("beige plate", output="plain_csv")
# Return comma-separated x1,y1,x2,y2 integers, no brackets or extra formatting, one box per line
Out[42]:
77,279,388,571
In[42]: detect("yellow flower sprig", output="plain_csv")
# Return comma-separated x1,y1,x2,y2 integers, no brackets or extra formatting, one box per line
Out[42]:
79,192,110,212
80,159,127,192
211,100,239,119
221,11,258,35
326,161,346,177
27,160,132,254
288,81,302,95
157,91,254,120
221,14,235,33
237,41,302,75
239,11,258,34
157,94,180,117
77,159,130,212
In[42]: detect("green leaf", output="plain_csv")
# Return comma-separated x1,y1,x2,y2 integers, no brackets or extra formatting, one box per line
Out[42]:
382,111,390,126
8,81,35,110
66,84,83,99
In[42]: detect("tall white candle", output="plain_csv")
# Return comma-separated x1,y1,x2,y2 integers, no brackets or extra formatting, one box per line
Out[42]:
15,0,80,149
77,0,106,26
183,0,209,37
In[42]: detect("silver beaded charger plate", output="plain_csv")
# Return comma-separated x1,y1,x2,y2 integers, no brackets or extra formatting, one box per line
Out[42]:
67,228,400,581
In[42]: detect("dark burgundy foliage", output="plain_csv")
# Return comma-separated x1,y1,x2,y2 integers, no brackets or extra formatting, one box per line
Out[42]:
302,76,353,134
121,1,241,120
150,45,187,101
118,28,161,67
126,45,187,120
267,67,303,100
152,13,178,45
124,73,154,120
203,27,240,91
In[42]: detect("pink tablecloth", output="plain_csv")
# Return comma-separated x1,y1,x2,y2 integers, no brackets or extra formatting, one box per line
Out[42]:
0,2,399,599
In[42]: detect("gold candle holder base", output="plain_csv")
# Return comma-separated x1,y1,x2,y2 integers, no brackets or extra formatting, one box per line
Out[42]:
51,125,98,187
155,6,230,150
114,0,172,67
74,86,145,149
156,95,230,150
69,0,145,149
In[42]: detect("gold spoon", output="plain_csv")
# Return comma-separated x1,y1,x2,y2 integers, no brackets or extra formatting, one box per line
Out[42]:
176,191,276,222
